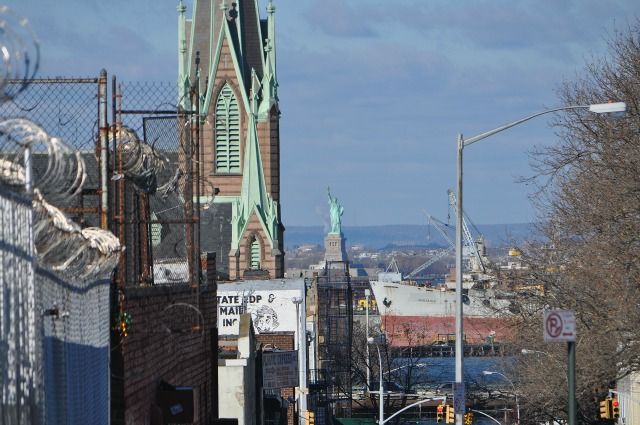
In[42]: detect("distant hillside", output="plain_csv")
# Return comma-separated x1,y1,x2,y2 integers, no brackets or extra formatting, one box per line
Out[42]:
285,223,540,249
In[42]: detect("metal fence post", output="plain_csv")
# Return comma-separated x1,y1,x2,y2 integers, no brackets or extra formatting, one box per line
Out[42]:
98,69,109,229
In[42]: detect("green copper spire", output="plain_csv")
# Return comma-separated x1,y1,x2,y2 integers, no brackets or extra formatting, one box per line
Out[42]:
200,5,250,117
267,1,276,78
177,0,191,108
231,68,279,249
258,0,278,120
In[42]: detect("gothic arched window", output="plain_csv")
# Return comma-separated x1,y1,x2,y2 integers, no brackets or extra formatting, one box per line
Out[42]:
214,84,240,173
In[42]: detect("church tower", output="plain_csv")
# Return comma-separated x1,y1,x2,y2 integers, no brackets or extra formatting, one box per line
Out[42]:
179,0,284,280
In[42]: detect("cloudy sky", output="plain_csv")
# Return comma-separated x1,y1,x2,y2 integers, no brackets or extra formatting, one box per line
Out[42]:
7,0,640,227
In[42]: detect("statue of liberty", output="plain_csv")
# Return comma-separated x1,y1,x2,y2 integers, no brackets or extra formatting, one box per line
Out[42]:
327,187,344,235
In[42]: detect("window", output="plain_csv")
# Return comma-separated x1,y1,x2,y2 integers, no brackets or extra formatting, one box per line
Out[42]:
250,237,261,270
214,84,240,173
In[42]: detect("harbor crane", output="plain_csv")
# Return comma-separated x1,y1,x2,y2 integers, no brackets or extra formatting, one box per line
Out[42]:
405,213,454,279
447,189,486,273
404,191,487,279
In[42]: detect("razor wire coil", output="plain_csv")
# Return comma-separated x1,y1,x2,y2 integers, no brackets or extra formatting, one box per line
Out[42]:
0,118,86,201
0,6,40,102
33,189,121,280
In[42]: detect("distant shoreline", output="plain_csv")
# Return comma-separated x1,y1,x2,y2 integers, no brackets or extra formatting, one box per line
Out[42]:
285,223,540,250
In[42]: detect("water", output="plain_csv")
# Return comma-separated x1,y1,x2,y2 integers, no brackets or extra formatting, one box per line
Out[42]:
390,357,514,389
365,357,516,425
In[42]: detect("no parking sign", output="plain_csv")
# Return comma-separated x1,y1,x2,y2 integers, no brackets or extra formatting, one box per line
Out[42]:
543,310,576,342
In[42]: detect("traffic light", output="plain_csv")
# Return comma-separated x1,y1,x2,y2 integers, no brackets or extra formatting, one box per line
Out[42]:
436,404,444,423
305,411,315,425
445,405,455,424
464,411,474,425
599,397,612,419
612,398,620,419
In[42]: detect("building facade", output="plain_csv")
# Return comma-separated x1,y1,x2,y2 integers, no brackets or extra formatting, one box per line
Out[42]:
179,0,284,280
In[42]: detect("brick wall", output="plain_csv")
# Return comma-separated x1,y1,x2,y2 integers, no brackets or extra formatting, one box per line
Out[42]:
256,333,296,425
115,284,217,425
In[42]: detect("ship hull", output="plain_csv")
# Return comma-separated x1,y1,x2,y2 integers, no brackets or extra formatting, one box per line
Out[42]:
378,315,510,347
370,280,511,347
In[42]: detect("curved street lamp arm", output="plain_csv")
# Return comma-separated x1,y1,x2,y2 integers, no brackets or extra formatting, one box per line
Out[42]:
463,105,590,147
469,409,502,425
485,371,519,424
382,397,447,425
487,371,514,387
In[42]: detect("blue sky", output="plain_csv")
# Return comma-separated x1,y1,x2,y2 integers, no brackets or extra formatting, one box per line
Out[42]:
7,0,640,227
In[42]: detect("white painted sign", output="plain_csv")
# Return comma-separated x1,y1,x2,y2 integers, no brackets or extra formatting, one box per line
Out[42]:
544,310,576,342
262,350,298,389
217,289,301,336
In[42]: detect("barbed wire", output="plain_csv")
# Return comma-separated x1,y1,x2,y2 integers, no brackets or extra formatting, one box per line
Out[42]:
0,6,40,102
111,124,172,194
33,189,121,280
0,118,86,201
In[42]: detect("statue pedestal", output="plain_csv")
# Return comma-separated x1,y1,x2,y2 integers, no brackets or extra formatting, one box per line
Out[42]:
324,233,347,263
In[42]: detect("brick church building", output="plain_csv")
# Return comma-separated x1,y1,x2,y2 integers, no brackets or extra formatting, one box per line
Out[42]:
178,0,284,280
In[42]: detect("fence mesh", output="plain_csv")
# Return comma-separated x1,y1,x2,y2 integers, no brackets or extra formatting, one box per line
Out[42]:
0,75,118,425
113,79,201,287
0,78,102,227
0,74,204,424
38,269,111,425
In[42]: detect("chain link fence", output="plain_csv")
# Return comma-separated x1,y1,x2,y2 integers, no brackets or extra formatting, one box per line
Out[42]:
0,72,207,424
0,75,120,425
113,79,202,288
1,77,205,288
1,78,103,227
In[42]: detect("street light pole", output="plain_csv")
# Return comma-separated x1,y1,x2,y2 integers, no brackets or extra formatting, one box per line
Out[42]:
454,101,626,425
292,297,307,424
368,336,385,425
455,133,464,425
483,370,520,424
376,343,383,425
365,288,371,389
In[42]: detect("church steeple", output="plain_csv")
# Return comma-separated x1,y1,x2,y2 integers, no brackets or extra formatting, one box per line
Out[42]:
182,0,284,279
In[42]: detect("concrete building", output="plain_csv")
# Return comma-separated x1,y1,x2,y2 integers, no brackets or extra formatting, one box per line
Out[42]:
617,372,640,424
219,314,258,425
217,279,307,425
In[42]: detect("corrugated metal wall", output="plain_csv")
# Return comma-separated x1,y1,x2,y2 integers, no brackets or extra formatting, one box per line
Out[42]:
0,187,42,425
0,184,114,425
38,268,111,425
